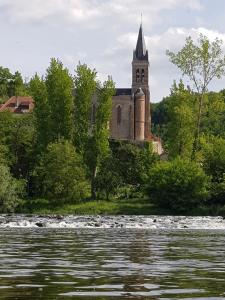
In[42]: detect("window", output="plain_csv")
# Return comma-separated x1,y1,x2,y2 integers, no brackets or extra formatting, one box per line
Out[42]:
141,69,145,82
136,69,140,83
117,105,122,125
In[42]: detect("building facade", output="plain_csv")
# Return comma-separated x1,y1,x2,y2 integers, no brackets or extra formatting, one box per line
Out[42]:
110,24,151,142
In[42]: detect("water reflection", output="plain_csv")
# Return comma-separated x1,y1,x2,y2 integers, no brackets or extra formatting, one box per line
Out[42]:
0,229,225,299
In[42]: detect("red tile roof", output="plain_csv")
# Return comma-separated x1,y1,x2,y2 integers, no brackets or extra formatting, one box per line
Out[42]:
0,96,34,113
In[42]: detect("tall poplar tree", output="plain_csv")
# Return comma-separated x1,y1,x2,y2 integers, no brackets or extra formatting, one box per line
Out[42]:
73,63,97,153
46,58,74,142
30,74,49,150
86,78,115,197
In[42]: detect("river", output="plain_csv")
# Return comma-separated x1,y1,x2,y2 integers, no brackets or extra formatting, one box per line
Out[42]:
0,216,225,299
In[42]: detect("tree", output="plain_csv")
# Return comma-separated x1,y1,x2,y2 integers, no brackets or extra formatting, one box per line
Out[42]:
86,78,115,198
95,154,123,200
34,140,89,203
200,136,225,204
0,67,12,101
30,74,50,150
46,58,74,142
167,34,225,157
167,81,195,158
110,141,158,197
201,92,225,138
0,164,25,212
146,158,209,213
7,71,27,98
73,63,97,154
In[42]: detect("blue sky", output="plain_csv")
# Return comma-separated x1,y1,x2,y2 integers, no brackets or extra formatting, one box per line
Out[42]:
1,0,225,102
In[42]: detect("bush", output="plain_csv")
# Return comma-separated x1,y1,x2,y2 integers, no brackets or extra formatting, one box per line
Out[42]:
200,136,225,204
0,163,25,212
34,140,90,203
146,158,210,213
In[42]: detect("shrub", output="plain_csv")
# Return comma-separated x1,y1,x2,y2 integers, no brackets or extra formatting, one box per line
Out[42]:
0,163,25,212
34,140,90,203
146,158,210,213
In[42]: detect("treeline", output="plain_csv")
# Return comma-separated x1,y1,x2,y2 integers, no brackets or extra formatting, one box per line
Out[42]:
0,59,158,213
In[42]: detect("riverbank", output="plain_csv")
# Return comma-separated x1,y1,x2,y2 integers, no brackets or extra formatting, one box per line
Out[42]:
19,198,225,216
22,198,156,215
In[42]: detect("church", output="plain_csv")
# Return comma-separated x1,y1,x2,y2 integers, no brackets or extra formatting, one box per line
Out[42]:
109,24,163,154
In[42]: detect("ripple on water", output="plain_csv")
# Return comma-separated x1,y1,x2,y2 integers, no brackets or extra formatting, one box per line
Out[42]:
0,227,225,299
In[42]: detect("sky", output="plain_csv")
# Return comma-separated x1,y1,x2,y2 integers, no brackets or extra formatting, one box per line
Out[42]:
1,0,225,102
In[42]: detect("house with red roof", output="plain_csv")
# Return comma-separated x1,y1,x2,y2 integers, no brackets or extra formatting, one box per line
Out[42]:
0,96,34,114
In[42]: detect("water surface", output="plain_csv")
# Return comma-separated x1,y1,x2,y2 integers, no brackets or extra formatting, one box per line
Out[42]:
0,227,225,299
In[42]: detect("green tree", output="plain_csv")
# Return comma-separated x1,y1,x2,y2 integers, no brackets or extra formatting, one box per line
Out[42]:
34,140,89,203
0,164,25,212
0,112,35,194
29,74,50,150
110,141,158,197
146,158,209,213
201,92,225,138
0,67,13,101
73,63,97,153
167,81,195,158
95,154,123,200
86,78,115,198
46,58,74,142
200,136,225,204
167,34,225,157
7,71,27,98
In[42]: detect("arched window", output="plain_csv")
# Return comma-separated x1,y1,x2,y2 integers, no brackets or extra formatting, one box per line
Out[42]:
136,69,140,83
141,69,145,82
117,105,122,125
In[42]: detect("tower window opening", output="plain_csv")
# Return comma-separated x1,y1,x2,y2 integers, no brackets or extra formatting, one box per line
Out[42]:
136,69,140,83
141,69,145,82
117,105,122,125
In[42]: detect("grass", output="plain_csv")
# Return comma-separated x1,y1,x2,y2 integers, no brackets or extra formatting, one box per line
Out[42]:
22,198,158,215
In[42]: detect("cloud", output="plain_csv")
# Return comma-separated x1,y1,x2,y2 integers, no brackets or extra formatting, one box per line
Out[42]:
0,0,202,26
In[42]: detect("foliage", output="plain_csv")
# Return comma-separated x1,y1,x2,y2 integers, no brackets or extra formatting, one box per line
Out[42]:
200,136,225,204
29,74,49,150
95,154,123,200
86,78,115,197
167,81,195,158
0,163,25,212
146,158,210,213
46,58,74,142
26,198,154,216
34,140,90,203
201,92,225,138
0,112,35,181
167,34,225,156
74,63,97,153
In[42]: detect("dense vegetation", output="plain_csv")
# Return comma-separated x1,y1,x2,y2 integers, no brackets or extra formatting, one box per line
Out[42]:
1,34,225,215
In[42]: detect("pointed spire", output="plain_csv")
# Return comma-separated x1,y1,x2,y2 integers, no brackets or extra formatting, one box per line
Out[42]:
134,23,148,60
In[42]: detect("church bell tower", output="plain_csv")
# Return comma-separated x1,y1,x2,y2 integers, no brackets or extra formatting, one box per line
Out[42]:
132,24,151,140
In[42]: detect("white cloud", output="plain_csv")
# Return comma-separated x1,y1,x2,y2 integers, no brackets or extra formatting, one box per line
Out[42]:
0,0,202,26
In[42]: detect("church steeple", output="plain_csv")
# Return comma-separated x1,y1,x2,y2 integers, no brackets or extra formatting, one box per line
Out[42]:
132,23,150,140
134,24,148,60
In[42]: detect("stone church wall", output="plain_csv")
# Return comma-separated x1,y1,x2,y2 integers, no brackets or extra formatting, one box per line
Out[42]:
110,95,134,140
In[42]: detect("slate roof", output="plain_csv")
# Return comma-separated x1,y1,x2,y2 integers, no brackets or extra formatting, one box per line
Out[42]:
133,24,148,60
0,96,34,113
115,88,132,96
